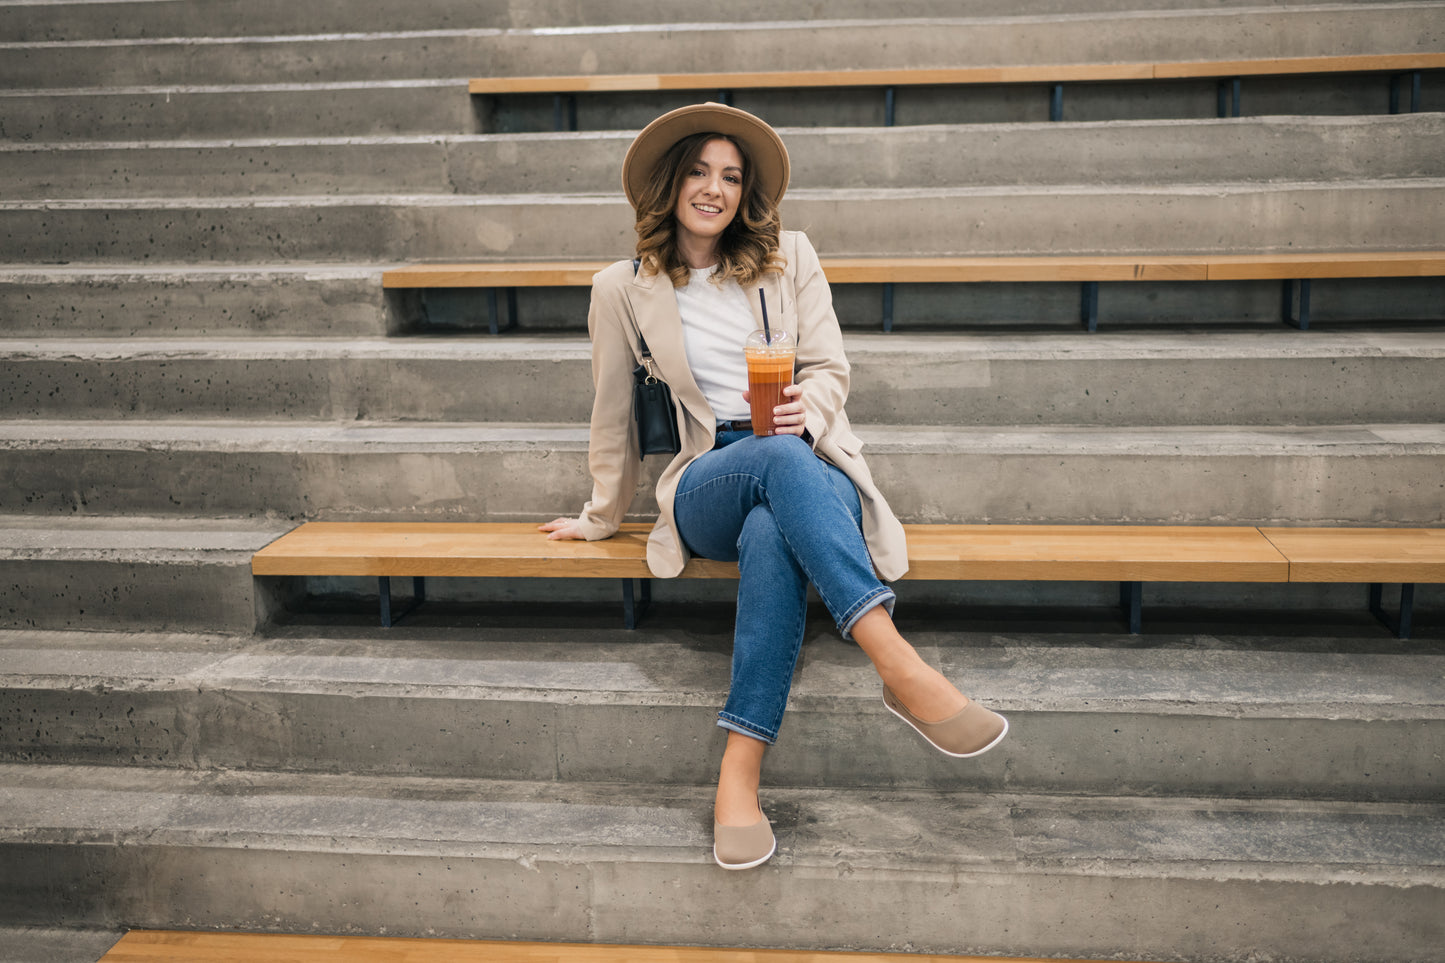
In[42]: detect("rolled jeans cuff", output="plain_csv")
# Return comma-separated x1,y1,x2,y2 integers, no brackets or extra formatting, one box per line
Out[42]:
717,713,779,746
838,586,896,643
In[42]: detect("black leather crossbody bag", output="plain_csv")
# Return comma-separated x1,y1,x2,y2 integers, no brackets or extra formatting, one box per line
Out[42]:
630,259,682,459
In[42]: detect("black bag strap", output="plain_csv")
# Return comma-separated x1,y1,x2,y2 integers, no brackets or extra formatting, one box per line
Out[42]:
630,258,654,360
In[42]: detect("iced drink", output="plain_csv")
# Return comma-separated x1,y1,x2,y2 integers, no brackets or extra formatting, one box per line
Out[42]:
744,329,795,436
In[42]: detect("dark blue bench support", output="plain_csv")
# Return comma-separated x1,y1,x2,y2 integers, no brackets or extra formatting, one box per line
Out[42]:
1390,71,1422,114
1370,583,1416,640
378,576,426,627
622,578,653,629
1120,581,1143,634
1283,279,1312,330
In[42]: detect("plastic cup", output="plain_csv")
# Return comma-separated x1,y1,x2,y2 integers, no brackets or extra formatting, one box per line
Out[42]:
744,329,795,436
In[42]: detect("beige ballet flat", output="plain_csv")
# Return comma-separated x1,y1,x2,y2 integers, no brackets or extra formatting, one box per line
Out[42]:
713,811,776,870
883,685,1008,758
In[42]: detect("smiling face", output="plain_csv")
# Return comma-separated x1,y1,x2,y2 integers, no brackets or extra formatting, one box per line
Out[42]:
671,136,744,268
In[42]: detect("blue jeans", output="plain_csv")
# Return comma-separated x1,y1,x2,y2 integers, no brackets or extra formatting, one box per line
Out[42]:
672,431,896,744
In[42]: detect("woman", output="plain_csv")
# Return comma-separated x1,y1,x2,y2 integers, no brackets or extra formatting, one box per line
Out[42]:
540,103,1006,870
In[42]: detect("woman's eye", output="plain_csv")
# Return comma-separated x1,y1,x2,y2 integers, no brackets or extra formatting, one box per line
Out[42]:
724,174,741,184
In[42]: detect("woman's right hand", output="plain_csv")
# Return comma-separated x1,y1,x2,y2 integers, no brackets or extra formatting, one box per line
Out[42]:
538,517,586,540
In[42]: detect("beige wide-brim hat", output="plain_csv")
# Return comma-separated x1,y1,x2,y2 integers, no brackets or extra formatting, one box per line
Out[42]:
622,102,790,209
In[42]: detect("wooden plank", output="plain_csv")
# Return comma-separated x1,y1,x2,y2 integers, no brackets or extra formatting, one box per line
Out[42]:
254,522,1290,584
468,64,1155,95
251,522,737,579
104,930,1135,962
1154,53,1445,79
1204,251,1445,281
381,253,1445,291
1260,528,1445,583
381,262,611,289
468,53,1445,96
897,525,1289,582
819,256,1210,284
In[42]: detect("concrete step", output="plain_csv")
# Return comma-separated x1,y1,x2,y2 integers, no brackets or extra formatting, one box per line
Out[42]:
4,262,1442,338
4,8,1438,89
0,79,476,142
0,516,294,633
5,180,1442,263
2,420,1442,524
4,332,1444,428
0,264,393,338
3,625,1442,798
5,115,1442,198
1,763,1441,959
0,926,120,963
1,0,1388,43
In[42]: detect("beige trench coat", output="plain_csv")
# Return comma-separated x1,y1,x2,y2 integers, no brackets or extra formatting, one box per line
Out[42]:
572,230,910,582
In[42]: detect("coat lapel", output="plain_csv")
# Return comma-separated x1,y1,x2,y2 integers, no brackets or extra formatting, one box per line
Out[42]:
625,268,713,428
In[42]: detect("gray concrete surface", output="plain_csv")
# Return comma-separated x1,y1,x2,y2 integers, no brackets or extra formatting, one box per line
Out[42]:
4,332,1443,427
2,0,1398,43
5,9,1439,88
0,762,1441,960
2,421,1442,524
0,927,121,963
3,625,1442,798
6,115,1441,198
5,181,1443,262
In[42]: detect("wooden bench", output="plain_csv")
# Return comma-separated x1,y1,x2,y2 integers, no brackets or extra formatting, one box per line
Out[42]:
382,252,1445,333
469,55,1445,128
251,522,1441,637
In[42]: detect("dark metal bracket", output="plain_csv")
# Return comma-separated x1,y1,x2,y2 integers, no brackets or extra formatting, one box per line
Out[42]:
881,282,895,332
1081,281,1100,332
486,288,520,335
622,578,652,629
1369,583,1415,640
884,86,896,126
1217,77,1242,118
1050,83,1064,122
553,94,578,131
379,576,426,628
1283,278,1311,330
1389,71,1422,114
1120,581,1143,634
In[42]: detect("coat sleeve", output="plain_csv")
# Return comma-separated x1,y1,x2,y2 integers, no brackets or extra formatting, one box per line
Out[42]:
787,232,851,448
575,264,643,540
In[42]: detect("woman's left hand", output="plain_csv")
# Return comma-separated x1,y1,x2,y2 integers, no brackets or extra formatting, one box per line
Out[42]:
770,384,808,437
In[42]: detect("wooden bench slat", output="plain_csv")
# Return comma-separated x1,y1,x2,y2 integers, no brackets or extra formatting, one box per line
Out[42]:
380,254,1445,290
1153,53,1445,80
468,55,1445,96
1260,528,1445,583
898,524,1288,582
254,522,1298,583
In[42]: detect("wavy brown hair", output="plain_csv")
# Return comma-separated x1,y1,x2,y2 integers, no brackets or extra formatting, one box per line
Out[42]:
633,132,785,288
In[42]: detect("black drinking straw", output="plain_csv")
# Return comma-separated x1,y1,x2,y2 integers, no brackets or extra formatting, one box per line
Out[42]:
759,288,771,343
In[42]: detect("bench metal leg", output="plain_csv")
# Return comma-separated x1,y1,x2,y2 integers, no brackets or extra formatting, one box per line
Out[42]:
553,94,578,131
1389,71,1421,114
884,86,896,127
1370,583,1415,640
622,578,652,629
882,282,895,332
1120,581,1142,634
1217,77,1241,118
717,89,733,106
1283,278,1311,330
379,576,426,628
1050,83,1063,122
485,288,519,335
1081,281,1099,332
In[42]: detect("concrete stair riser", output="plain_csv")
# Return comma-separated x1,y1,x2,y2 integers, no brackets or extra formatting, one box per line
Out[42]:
3,272,1442,338
5,182,1443,262
0,83,477,142
4,335,1444,428
5,636,1439,792
0,766,1441,960
2,423,1443,524
4,10,1439,88
6,115,1443,199
1,0,1389,43
0,268,394,339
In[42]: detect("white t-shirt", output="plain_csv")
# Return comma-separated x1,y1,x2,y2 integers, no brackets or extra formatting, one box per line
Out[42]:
675,266,754,422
